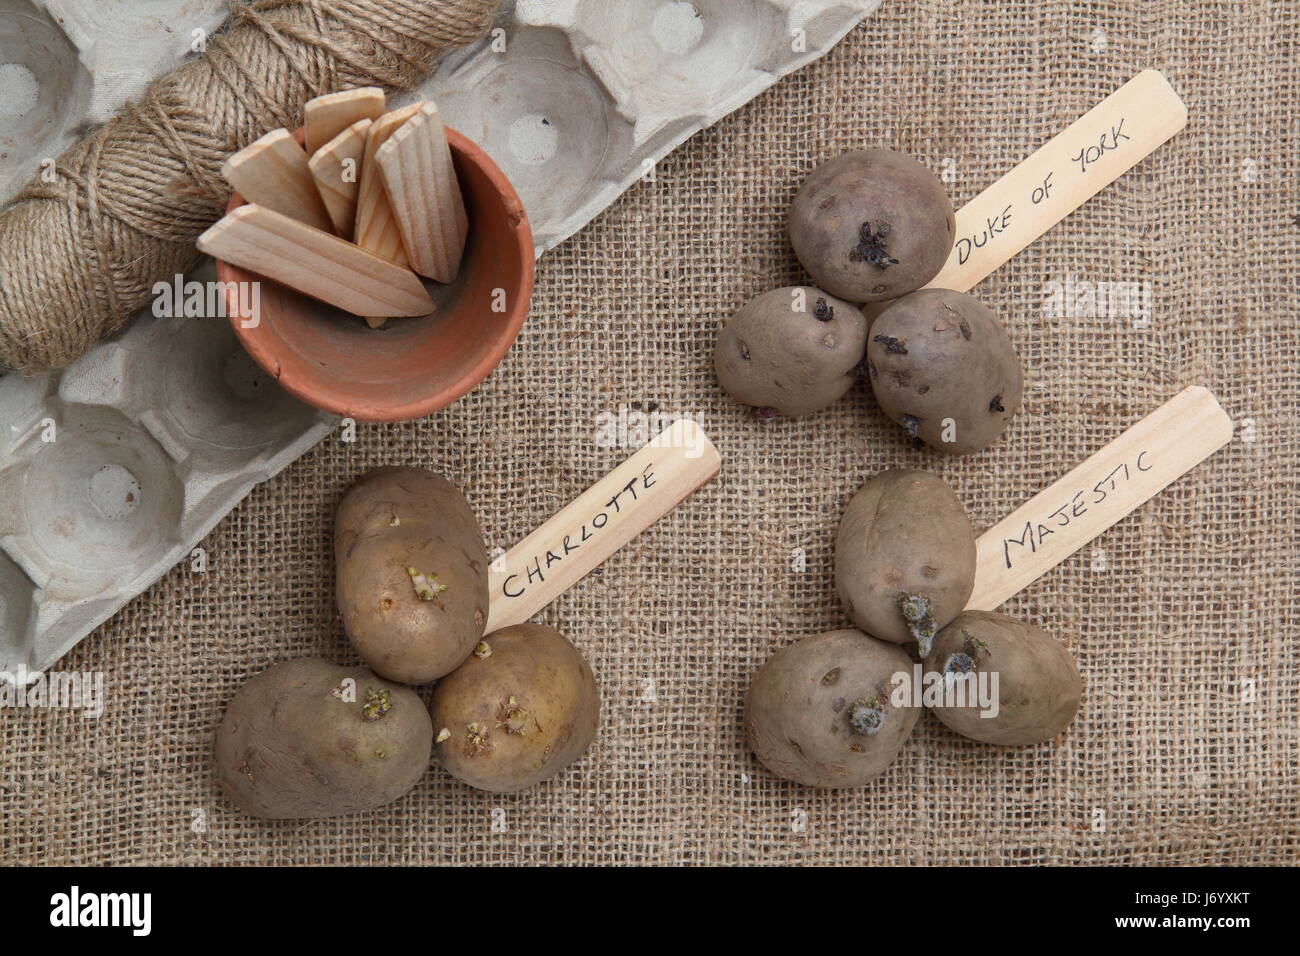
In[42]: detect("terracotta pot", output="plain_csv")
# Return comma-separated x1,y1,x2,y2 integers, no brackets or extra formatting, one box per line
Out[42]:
214,126,533,422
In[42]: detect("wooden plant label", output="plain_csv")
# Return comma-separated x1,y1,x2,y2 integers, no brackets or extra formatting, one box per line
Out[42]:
485,420,721,634
925,70,1187,293
354,103,424,262
375,101,468,283
354,103,424,327
967,386,1233,611
309,118,372,237
222,129,335,235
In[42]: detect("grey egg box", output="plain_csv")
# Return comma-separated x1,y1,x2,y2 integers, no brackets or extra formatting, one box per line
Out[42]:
0,0,880,679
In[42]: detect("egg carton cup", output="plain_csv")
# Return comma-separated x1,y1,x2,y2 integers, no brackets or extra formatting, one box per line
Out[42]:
0,0,878,678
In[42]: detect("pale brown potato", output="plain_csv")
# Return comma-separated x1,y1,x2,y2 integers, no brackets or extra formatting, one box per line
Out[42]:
335,467,488,684
714,286,868,418
926,611,1082,746
835,469,975,654
429,624,600,793
214,658,433,819
866,288,1023,455
745,629,920,788
789,149,955,303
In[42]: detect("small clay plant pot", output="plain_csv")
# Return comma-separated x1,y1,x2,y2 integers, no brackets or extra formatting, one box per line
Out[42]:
215,126,533,422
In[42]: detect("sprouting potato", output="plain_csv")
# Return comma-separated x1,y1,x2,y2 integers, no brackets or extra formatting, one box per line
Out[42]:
745,629,920,788
834,469,975,655
866,288,1023,455
429,624,600,793
788,148,955,303
214,658,433,819
714,285,868,418
926,611,1081,746
335,467,488,684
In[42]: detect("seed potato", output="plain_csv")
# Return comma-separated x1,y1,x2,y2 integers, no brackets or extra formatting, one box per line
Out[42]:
214,658,433,819
429,624,600,793
788,148,956,303
866,288,1023,455
745,629,920,788
714,286,868,418
335,467,488,684
927,611,1082,745
835,469,975,654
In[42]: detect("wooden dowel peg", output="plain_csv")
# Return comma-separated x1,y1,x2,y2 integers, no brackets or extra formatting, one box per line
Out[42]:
221,128,335,234
197,203,434,319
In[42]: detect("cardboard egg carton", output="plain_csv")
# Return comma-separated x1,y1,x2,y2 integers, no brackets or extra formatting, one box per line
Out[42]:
0,263,336,677
0,0,878,677
0,0,230,201
419,0,881,252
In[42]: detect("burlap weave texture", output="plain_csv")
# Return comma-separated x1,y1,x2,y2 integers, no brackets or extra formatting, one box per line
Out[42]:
1,0,1296,865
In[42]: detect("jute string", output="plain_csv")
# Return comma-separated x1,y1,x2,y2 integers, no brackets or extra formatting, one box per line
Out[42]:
0,0,498,373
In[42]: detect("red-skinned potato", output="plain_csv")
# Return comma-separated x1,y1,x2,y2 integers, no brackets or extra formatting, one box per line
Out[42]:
214,658,433,819
335,467,488,684
429,624,600,793
745,629,920,788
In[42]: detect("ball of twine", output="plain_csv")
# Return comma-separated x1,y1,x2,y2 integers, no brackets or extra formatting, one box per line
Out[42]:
0,0,498,374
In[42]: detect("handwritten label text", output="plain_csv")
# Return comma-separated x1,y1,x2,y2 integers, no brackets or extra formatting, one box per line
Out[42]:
1001,450,1153,569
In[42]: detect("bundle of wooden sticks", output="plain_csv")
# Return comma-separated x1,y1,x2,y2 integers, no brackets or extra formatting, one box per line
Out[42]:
198,88,467,328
